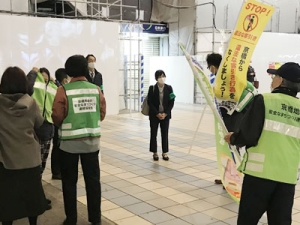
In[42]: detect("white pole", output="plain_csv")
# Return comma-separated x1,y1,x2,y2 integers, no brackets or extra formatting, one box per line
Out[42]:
188,104,207,154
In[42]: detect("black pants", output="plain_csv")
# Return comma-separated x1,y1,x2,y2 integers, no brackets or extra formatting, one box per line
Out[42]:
51,127,60,175
60,150,101,224
150,118,170,153
238,174,295,225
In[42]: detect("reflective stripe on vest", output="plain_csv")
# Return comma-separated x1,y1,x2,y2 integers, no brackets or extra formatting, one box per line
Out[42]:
60,127,101,138
47,85,57,96
34,81,46,90
264,119,300,139
244,119,300,174
66,89,99,96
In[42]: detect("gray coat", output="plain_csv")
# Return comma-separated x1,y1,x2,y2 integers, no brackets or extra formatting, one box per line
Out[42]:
0,94,44,169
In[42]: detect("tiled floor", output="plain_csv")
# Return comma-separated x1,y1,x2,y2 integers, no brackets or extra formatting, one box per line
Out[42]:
14,182,113,225
42,103,300,225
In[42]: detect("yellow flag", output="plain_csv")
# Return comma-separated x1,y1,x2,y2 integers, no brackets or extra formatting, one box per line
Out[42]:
215,0,274,101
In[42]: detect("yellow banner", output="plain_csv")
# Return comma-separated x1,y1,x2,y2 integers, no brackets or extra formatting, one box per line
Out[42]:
215,0,274,101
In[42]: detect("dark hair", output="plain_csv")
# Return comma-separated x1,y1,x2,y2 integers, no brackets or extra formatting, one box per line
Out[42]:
155,70,166,81
86,54,96,61
65,55,88,77
206,53,222,68
39,67,50,78
55,68,68,83
0,67,28,94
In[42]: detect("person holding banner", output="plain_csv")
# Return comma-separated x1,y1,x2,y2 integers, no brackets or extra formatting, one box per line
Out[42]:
206,53,250,185
224,62,300,225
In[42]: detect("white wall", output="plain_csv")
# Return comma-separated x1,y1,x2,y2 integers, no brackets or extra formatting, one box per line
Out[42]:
69,0,88,16
0,14,120,115
0,0,28,12
149,56,194,104
252,32,300,94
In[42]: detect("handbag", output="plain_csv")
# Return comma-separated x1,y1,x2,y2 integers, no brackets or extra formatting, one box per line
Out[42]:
141,85,155,116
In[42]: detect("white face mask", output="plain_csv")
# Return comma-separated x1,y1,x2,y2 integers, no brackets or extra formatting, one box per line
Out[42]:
88,62,95,69
158,77,166,84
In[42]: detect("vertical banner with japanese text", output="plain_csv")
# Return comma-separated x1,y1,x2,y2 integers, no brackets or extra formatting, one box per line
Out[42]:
215,0,275,101
179,43,242,203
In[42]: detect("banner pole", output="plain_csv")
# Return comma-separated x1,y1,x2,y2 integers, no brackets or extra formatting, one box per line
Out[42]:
188,104,208,154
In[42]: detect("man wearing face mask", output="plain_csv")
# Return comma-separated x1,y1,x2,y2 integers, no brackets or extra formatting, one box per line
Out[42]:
86,54,104,93
206,53,257,185
224,62,300,225
147,70,175,161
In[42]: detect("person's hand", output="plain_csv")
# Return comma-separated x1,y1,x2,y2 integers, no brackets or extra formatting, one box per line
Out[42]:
157,113,163,120
32,67,39,72
162,113,167,120
224,132,234,144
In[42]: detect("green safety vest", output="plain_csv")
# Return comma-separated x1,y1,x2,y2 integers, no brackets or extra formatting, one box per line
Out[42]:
59,81,101,140
235,81,258,112
239,93,300,184
31,72,57,124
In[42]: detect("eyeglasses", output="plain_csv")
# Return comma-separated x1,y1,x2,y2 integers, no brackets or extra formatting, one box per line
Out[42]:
270,74,277,79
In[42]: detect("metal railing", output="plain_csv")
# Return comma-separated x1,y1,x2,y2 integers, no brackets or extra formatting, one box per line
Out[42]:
3,0,139,22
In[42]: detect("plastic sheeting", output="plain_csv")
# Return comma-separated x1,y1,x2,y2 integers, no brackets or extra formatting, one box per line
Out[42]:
0,14,120,115
151,0,195,55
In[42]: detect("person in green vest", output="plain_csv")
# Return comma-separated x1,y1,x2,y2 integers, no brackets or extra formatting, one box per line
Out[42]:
27,67,57,175
206,53,257,185
27,67,58,210
224,62,300,225
52,55,106,225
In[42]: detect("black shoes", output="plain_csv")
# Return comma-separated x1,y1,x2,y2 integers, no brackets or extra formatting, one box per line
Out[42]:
63,219,101,225
162,153,169,161
214,179,222,184
153,153,169,161
46,198,52,210
63,219,76,225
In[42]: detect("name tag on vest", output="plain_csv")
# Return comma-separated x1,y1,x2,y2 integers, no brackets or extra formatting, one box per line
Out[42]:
72,97,97,113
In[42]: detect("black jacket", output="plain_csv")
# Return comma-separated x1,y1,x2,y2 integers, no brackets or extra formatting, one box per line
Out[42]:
230,87,298,148
85,69,103,93
147,83,175,120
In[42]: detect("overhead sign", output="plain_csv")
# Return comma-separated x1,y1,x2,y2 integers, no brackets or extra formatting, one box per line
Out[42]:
120,23,169,34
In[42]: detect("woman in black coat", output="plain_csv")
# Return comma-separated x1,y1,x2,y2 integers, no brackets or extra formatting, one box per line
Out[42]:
147,70,175,161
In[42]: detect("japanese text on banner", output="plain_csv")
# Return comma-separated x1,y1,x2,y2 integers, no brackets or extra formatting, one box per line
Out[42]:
215,0,274,102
